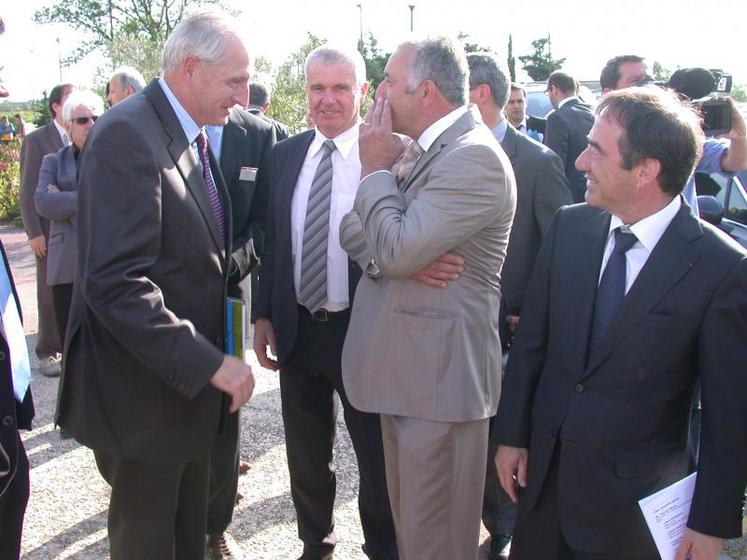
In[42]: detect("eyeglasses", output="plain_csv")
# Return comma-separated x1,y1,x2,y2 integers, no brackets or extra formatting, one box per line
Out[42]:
71,115,98,125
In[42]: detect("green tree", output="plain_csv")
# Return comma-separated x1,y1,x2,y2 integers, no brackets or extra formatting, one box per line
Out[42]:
34,91,51,127
507,34,516,82
269,33,325,133
457,32,493,54
731,84,747,103
34,0,226,65
652,61,671,82
358,32,389,91
519,36,566,81
105,31,164,82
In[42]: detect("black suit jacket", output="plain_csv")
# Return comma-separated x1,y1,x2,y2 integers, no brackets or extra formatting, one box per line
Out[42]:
57,80,232,464
543,98,594,203
254,129,360,363
0,241,34,500
495,201,747,555
499,125,572,347
219,107,275,303
248,108,290,142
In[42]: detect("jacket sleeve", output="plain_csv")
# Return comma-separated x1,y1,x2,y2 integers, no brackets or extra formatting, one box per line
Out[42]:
34,153,77,221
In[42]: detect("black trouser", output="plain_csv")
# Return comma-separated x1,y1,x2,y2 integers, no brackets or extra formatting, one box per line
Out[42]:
0,433,29,560
51,282,73,349
206,409,240,534
94,451,210,560
279,306,398,560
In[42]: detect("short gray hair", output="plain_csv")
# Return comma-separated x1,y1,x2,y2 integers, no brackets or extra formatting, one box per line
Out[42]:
304,45,367,87
407,37,468,107
111,65,146,93
62,90,105,122
467,52,509,109
161,13,242,72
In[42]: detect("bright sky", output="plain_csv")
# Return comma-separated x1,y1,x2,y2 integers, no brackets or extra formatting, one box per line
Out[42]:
2,0,745,101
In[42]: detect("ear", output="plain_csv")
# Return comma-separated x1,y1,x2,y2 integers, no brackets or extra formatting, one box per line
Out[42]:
636,157,662,187
64,120,73,136
183,56,201,80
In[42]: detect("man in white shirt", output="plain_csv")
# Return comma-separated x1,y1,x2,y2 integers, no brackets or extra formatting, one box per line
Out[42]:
253,45,397,560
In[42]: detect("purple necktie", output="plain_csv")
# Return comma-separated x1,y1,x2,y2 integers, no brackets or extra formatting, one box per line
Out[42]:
195,130,225,241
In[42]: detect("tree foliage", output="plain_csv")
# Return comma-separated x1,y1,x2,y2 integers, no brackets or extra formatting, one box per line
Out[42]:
507,35,516,83
457,32,493,55
652,61,671,82
519,36,566,81
358,32,389,91
34,0,224,64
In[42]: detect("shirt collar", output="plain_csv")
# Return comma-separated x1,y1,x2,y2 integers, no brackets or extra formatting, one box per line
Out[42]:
53,119,68,144
608,195,682,252
311,120,360,160
158,77,201,144
491,118,508,143
558,96,579,109
417,105,469,153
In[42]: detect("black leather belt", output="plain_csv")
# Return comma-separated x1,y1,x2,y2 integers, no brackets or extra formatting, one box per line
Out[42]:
299,305,348,322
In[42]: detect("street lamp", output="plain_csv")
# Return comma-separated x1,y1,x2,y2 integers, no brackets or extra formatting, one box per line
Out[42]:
356,3,363,48
408,4,415,32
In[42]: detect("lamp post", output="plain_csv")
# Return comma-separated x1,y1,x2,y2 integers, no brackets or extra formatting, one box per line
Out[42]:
356,3,363,48
408,4,415,32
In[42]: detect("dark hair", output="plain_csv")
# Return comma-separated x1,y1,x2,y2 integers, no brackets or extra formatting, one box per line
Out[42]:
466,52,509,108
510,83,527,97
597,86,703,196
547,71,576,95
49,83,73,118
600,55,645,91
249,83,270,106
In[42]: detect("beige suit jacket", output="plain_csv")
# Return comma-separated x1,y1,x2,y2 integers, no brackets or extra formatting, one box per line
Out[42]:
340,109,516,422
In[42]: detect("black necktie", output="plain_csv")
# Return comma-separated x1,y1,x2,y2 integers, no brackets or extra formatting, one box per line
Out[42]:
589,227,638,356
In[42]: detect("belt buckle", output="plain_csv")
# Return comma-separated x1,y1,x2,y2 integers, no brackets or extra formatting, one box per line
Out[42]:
312,309,330,322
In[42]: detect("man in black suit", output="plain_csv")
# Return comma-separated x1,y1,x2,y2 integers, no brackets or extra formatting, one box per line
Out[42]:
56,15,255,559
253,45,397,560
248,82,290,141
495,86,747,560
467,52,572,559
204,106,275,559
0,240,34,560
543,71,594,203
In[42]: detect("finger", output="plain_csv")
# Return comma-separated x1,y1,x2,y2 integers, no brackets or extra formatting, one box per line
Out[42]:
412,271,447,288
496,463,519,503
517,455,528,488
430,262,463,275
370,97,384,127
364,101,375,125
380,99,394,133
228,393,241,413
437,253,465,266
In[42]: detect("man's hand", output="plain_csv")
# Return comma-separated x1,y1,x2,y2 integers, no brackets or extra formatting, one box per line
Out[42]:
253,318,279,371
506,315,520,333
411,252,464,288
720,97,747,172
495,445,528,503
674,528,723,560
359,98,405,178
46,184,60,193
28,235,46,258
210,355,255,413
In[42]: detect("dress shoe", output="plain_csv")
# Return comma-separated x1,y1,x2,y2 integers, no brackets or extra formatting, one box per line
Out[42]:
206,532,243,559
239,460,251,474
38,354,61,377
296,553,333,560
489,534,512,558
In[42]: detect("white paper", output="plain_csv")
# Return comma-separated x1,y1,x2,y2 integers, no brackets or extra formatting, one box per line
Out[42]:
239,166,257,181
638,472,697,560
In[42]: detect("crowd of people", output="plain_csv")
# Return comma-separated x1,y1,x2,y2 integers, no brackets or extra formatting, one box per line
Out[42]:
0,11,745,560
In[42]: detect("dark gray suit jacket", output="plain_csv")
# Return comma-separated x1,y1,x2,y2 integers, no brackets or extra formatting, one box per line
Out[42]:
543,98,594,203
499,125,572,346
57,80,232,464
34,145,78,285
495,201,747,555
19,121,64,240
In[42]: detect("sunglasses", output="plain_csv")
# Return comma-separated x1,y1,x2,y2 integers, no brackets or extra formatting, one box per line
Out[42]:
71,115,99,125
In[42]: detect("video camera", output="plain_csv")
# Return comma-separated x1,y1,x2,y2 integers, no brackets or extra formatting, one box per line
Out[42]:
641,68,733,137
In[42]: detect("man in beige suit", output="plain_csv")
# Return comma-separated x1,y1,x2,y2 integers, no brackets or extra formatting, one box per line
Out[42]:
340,37,516,560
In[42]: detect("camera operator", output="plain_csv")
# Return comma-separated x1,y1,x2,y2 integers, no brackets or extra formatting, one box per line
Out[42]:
600,55,747,215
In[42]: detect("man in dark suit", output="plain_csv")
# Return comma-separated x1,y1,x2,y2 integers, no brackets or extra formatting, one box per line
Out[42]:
543,71,594,203
18,83,73,377
0,239,34,560
56,14,255,560
204,106,275,559
253,45,397,560
467,52,572,559
248,82,290,141
495,86,747,560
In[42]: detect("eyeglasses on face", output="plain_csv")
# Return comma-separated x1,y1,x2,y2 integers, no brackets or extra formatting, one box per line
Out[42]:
71,115,99,125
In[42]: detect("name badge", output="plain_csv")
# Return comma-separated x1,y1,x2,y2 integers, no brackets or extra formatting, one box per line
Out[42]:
240,167,257,181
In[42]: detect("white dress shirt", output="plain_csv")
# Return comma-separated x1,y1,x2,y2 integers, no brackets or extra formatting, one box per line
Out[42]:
292,123,361,311
600,196,682,293
53,119,69,146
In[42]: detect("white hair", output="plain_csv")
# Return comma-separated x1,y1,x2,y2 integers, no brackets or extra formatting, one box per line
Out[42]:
304,44,367,87
161,13,243,72
62,90,105,121
110,65,146,92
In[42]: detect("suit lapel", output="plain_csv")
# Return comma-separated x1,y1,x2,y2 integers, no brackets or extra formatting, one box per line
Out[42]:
500,125,519,161
144,81,226,261
584,202,703,374
60,146,77,190
278,130,315,226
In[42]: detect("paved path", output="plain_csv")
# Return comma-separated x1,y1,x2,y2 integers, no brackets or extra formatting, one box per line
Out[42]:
1,222,743,560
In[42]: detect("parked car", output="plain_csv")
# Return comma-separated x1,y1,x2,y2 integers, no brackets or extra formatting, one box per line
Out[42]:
695,171,747,247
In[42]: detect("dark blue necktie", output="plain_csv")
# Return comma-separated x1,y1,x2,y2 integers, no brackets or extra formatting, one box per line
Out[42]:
589,227,638,356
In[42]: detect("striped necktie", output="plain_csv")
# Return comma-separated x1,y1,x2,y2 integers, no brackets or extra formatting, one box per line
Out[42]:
298,140,336,314
196,130,225,242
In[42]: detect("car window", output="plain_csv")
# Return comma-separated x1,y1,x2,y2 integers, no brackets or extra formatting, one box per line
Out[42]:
725,177,747,226
694,172,728,205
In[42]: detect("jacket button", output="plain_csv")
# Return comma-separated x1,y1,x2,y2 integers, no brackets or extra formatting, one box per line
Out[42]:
575,384,584,393
0,351,5,361
2,415,14,427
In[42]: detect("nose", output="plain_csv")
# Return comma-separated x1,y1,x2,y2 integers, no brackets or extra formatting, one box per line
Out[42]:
575,147,590,171
235,82,250,109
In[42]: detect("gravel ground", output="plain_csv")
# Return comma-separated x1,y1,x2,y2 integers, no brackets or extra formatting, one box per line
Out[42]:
2,222,744,560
